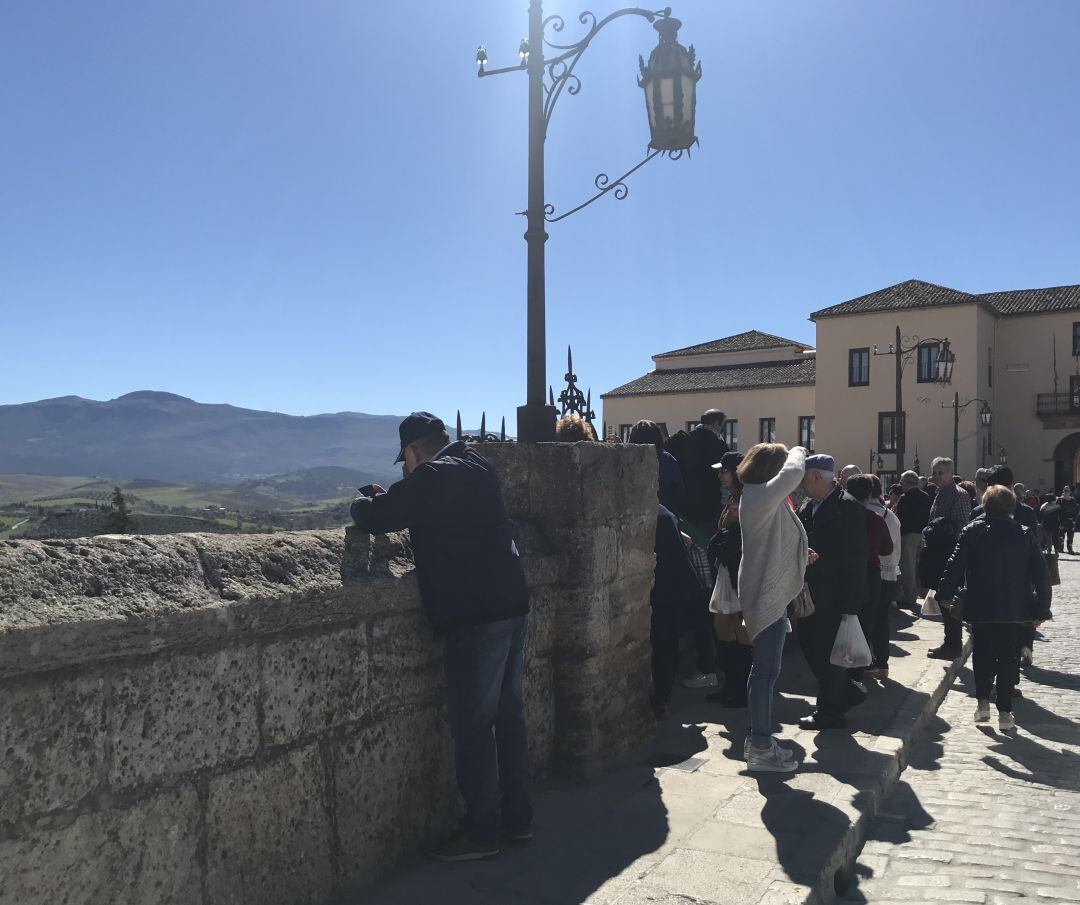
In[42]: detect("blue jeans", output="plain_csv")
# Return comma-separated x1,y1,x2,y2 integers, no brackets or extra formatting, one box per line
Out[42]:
442,614,532,845
748,615,788,744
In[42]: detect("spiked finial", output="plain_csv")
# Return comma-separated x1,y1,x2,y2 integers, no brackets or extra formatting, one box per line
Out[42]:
480,412,487,438
456,411,463,441
501,416,506,441
549,386,555,407
567,345,574,379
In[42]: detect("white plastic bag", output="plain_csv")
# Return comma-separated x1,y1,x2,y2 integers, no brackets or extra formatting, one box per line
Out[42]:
709,566,741,615
920,589,941,617
830,614,873,669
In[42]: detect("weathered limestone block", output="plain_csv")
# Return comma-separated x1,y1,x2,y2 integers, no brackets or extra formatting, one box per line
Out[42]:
367,611,442,714
578,441,656,523
549,524,620,586
0,673,105,823
205,746,333,905
617,513,659,579
109,647,259,789
260,624,369,747
549,586,612,660
0,786,201,905
524,657,554,777
333,709,457,891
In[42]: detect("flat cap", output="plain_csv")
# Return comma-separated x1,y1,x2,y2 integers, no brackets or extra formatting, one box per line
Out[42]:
805,454,835,473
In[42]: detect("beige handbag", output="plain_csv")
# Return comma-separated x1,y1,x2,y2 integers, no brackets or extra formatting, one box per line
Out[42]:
790,584,815,619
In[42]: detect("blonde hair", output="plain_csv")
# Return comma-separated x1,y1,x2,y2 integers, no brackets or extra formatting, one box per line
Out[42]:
737,443,789,485
555,414,597,442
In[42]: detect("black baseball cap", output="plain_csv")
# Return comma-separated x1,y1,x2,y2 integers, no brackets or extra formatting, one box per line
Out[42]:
395,411,446,463
711,452,744,472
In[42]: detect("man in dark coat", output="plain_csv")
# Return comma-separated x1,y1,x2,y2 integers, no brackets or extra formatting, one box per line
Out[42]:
680,409,729,531
925,456,970,660
351,412,531,862
896,470,931,610
1058,485,1077,554
797,454,870,730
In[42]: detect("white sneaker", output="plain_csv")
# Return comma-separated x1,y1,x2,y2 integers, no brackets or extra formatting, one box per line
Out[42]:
1020,647,1033,667
999,712,1016,732
974,700,991,722
682,671,718,689
746,740,799,773
744,737,795,762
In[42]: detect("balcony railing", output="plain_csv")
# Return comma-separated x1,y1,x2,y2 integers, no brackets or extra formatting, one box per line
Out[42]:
1037,393,1080,417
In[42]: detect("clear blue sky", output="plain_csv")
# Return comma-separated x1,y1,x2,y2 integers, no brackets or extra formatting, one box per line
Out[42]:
3,1,1079,424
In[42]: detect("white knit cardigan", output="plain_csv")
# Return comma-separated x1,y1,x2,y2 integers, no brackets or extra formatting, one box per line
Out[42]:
737,447,809,642
868,500,902,581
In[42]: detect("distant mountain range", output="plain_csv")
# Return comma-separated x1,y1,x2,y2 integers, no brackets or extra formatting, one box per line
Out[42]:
0,391,405,486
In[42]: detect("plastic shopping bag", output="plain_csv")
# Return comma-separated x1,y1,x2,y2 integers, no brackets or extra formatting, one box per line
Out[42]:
709,567,741,615
829,614,873,669
920,589,941,617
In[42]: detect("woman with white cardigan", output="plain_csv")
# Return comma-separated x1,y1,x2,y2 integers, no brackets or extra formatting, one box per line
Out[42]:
737,443,811,772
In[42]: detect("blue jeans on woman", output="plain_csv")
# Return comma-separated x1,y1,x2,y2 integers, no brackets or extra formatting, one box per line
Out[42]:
748,614,788,744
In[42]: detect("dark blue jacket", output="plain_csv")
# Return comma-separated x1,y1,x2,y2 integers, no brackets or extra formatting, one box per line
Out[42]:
969,501,1038,533
652,504,701,611
350,442,528,634
938,515,1051,623
658,449,688,517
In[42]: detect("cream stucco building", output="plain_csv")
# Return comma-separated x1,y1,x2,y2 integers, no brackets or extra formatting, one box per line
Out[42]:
602,279,1080,492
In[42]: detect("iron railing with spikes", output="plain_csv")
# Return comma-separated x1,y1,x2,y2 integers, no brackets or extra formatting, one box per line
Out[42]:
550,345,597,436
456,411,512,443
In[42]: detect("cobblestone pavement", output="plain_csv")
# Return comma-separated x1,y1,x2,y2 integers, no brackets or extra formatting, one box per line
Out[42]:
844,557,1080,905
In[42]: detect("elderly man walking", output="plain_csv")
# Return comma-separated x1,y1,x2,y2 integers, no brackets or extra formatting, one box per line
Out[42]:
796,454,869,730
351,412,532,862
924,456,971,660
896,470,931,611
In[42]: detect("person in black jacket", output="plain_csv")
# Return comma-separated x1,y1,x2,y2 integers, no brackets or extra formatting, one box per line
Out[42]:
797,454,870,730
650,503,703,718
679,409,729,531
350,412,530,862
1058,485,1077,554
629,420,687,517
896,471,931,611
938,485,1051,730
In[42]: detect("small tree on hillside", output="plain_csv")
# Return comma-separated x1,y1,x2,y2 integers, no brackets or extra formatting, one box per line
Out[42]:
107,486,131,534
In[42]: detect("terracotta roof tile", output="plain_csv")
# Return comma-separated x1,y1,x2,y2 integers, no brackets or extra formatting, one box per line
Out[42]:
602,357,816,399
810,280,976,320
977,284,1080,316
655,330,811,359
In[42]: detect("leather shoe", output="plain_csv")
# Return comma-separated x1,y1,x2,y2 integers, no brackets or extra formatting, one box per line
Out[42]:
927,646,962,661
799,711,847,730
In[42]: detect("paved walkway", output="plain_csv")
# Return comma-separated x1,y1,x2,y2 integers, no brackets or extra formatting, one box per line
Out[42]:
843,557,1080,905
362,602,966,905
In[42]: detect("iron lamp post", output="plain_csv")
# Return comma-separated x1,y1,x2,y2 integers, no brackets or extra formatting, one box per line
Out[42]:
940,395,992,473
872,328,955,474
478,4,700,441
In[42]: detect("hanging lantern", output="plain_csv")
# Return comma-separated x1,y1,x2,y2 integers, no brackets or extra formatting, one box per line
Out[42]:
936,340,955,385
638,14,701,152
979,401,992,426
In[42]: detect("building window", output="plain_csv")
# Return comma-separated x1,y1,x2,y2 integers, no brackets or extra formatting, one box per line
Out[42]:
1073,323,1080,357
686,421,701,432
798,416,815,451
917,342,940,383
848,348,870,386
878,412,901,453
722,420,738,451
1071,376,1080,411
878,470,899,490
619,424,633,442
988,346,993,387
759,417,776,443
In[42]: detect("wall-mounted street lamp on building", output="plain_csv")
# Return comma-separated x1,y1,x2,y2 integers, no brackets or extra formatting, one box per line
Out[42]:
478,4,700,441
999,447,1009,465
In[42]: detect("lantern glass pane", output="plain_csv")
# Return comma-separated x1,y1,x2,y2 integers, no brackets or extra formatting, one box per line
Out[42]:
645,81,658,128
681,74,696,128
659,76,675,127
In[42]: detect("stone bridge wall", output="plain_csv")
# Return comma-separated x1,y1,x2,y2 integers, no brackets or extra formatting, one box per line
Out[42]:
0,443,658,905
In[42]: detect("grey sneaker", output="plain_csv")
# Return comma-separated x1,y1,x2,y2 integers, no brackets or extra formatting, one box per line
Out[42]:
1020,646,1033,667
974,700,991,722
746,740,799,773
998,711,1016,732
682,671,719,688
744,737,794,762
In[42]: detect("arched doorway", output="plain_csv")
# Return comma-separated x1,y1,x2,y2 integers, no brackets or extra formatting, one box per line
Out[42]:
1052,433,1080,489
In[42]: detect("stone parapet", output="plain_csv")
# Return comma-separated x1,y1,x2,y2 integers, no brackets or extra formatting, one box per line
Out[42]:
0,442,657,904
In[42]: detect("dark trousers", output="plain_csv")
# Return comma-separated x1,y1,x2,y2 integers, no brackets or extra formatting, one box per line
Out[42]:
796,610,850,720
720,640,753,703
942,602,964,651
1064,519,1075,552
972,623,1022,712
858,567,887,668
651,605,682,706
442,615,532,845
689,591,717,674
875,579,898,667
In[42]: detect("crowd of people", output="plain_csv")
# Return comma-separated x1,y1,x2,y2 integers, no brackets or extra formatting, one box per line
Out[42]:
639,409,1058,773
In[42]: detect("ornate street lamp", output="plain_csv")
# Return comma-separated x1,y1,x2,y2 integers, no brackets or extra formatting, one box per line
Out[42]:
873,328,956,473
999,447,1008,465
478,4,700,442
941,394,993,474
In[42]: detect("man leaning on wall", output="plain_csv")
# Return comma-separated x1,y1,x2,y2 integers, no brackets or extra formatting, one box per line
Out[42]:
350,412,532,862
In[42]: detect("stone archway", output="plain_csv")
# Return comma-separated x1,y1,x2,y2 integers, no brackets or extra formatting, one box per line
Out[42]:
1052,433,1080,489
